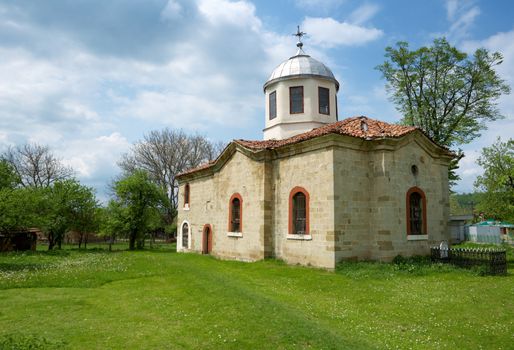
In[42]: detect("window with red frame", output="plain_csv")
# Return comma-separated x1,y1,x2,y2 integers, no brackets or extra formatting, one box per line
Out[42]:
229,194,243,233
406,187,427,235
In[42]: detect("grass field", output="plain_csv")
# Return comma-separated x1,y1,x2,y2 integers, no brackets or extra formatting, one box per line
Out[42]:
0,244,513,349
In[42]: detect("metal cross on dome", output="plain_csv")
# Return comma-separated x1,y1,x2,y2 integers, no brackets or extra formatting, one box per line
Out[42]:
293,25,306,50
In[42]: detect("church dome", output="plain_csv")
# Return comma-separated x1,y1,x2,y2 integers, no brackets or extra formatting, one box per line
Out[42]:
264,53,340,91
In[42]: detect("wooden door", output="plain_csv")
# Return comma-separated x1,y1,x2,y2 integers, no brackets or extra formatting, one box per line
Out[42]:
203,225,212,254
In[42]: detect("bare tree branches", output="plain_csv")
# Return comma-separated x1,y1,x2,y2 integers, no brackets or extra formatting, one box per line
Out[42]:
2,143,74,188
118,129,226,223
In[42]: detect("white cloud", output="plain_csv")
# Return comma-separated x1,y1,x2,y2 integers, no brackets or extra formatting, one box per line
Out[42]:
161,0,182,20
462,29,514,120
446,0,459,20
0,132,8,148
197,0,261,31
455,149,481,192
441,0,480,41
349,4,380,25
302,17,383,48
448,6,480,40
61,132,130,179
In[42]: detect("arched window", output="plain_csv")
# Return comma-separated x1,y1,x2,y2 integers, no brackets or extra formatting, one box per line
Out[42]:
289,187,310,235
184,183,190,208
228,193,243,232
182,222,189,249
406,187,427,235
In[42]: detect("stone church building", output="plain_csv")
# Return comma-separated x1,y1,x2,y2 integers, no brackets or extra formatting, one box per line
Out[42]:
176,36,453,269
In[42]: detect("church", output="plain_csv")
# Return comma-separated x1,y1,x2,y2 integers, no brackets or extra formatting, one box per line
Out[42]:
176,31,453,269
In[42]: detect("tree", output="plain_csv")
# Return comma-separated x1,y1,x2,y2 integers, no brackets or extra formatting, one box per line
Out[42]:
377,38,510,184
112,170,168,250
2,143,74,188
67,185,100,249
0,160,20,190
118,129,225,225
474,137,514,222
36,180,99,250
99,201,129,251
0,187,40,234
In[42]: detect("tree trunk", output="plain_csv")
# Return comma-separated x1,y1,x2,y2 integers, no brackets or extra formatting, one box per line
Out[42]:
129,233,136,250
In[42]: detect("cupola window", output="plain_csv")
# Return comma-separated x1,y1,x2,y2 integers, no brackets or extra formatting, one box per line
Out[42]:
336,95,339,121
318,87,330,115
269,91,277,120
289,86,304,114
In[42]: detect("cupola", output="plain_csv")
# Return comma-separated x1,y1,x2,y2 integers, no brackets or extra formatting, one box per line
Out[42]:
263,27,340,140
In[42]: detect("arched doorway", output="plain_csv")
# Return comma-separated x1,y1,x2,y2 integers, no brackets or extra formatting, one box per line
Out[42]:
202,224,212,254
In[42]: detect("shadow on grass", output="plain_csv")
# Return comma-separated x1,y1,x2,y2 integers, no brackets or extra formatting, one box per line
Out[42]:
0,262,50,272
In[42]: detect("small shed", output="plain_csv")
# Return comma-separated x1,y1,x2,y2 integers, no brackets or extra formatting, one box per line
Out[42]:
449,214,474,243
467,220,513,244
0,230,37,252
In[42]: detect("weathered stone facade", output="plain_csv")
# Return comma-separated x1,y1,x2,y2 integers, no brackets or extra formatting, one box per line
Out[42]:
177,125,452,269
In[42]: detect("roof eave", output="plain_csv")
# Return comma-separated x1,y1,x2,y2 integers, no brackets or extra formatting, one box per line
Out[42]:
263,74,340,92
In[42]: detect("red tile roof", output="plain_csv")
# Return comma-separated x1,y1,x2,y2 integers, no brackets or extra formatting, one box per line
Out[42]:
178,116,444,178
236,116,416,150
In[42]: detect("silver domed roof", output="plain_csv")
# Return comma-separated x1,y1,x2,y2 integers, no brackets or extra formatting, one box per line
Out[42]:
264,53,339,91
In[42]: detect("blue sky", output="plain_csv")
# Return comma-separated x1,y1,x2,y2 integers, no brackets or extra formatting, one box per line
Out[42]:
0,0,513,201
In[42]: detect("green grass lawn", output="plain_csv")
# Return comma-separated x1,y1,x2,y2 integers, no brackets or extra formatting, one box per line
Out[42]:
0,244,513,349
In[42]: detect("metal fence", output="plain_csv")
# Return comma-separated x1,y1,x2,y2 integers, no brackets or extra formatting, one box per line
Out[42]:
431,247,507,275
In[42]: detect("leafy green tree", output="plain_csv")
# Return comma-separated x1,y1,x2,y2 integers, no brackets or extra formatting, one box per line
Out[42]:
112,170,167,250
377,38,510,184
0,160,20,190
0,187,40,234
68,184,100,249
37,180,99,250
99,201,129,251
475,137,514,222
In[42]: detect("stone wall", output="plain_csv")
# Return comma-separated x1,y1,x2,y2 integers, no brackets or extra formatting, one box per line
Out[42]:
178,133,451,268
333,141,373,262
333,136,451,262
271,145,336,269
177,151,267,261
